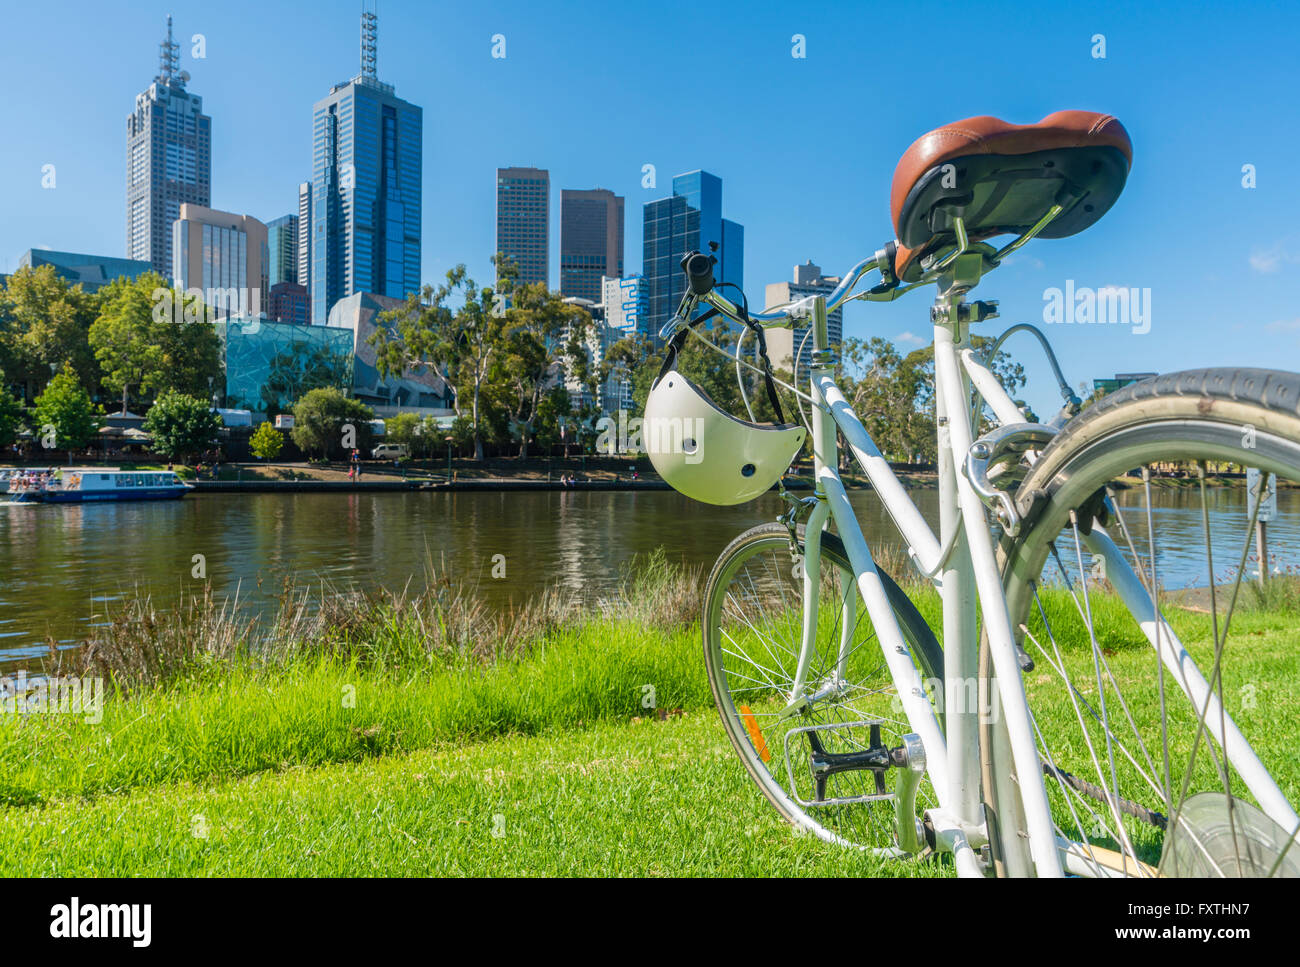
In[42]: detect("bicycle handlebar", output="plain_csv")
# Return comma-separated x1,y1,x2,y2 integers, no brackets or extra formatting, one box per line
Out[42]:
660,248,891,340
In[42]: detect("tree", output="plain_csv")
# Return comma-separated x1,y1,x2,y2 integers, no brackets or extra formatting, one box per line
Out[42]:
533,388,572,452
371,258,512,461
630,331,745,416
0,369,25,449
384,412,421,448
499,282,590,457
143,391,222,462
90,274,168,413
249,422,285,460
31,363,101,454
154,310,222,401
0,264,101,400
291,387,375,459
840,337,935,462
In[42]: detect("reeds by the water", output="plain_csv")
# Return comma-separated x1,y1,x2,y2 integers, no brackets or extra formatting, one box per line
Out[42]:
59,548,703,689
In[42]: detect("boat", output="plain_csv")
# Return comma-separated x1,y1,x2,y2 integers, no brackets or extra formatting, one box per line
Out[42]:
5,467,192,503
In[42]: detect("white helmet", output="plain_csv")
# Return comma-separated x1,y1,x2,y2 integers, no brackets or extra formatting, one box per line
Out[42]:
644,369,806,505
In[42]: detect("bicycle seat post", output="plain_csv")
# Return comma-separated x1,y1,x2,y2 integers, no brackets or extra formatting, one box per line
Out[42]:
808,294,836,498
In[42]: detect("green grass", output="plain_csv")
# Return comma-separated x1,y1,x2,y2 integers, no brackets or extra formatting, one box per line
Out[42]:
1,575,1296,876
0,617,709,806
0,711,944,877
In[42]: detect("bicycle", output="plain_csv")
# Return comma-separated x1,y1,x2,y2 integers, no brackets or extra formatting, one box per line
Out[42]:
644,111,1300,877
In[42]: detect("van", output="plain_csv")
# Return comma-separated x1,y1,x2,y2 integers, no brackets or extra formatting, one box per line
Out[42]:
371,443,409,460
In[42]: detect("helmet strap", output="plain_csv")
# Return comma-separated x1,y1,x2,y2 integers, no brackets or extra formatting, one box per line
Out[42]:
654,297,789,427
726,291,788,426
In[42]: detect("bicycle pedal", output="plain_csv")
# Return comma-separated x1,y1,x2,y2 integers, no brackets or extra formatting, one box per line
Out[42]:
782,720,898,808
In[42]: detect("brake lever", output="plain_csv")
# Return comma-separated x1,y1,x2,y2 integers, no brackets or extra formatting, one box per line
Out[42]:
658,312,688,341
658,293,700,341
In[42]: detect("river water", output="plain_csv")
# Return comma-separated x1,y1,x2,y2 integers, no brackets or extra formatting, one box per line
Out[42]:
0,486,1295,663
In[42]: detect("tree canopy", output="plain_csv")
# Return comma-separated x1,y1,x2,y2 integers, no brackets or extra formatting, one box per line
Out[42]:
31,363,102,452
291,387,375,459
142,390,222,462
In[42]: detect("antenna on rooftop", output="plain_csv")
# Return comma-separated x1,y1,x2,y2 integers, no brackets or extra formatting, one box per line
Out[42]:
158,15,181,84
360,6,378,79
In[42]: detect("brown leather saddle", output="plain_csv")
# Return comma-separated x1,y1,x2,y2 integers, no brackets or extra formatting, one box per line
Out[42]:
889,111,1133,281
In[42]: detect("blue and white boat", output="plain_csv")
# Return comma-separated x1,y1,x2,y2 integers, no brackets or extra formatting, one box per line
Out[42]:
6,467,192,503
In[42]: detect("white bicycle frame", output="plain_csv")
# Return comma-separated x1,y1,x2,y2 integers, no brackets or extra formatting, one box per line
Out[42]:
796,291,1055,876
675,238,1298,877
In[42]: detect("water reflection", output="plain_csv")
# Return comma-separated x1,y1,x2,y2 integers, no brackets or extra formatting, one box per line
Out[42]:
0,485,1294,659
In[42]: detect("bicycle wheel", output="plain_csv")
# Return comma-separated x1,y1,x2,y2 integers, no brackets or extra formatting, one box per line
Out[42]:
981,369,1300,877
704,521,942,850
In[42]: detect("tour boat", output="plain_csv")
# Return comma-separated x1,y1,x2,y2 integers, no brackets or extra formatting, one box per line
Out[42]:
5,468,192,503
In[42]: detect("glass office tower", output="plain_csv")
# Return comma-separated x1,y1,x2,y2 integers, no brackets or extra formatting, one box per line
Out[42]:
310,12,422,324
642,170,743,343
297,182,312,320
266,214,298,286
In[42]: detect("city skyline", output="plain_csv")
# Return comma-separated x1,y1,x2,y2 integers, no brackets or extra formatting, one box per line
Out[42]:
4,0,1299,417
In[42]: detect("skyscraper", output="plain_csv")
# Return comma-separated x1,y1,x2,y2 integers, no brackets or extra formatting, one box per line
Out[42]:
310,10,422,324
600,275,648,412
125,16,211,277
560,189,624,301
172,204,269,319
266,214,299,286
297,182,312,320
765,261,845,386
496,167,549,287
643,170,743,342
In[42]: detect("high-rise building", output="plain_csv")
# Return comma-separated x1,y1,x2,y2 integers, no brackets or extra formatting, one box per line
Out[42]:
496,167,549,287
296,182,312,318
268,281,309,325
764,261,844,387
643,170,743,342
310,10,422,325
172,204,269,319
560,189,623,301
266,214,299,286
600,275,648,412
125,16,211,277
601,275,647,339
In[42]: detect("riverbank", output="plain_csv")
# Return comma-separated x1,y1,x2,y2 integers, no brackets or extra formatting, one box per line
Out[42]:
2,558,1296,875
5,455,1272,496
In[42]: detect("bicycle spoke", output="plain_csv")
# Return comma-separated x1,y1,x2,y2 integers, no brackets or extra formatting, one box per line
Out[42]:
705,529,938,852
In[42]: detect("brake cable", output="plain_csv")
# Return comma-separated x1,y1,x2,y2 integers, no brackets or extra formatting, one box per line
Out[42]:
714,281,788,425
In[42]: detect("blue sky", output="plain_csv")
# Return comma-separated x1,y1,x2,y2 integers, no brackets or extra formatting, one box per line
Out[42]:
1,0,1298,415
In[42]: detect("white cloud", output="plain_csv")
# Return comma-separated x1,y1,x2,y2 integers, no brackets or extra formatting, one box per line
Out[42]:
1265,318,1300,332
895,330,926,346
1249,242,1300,274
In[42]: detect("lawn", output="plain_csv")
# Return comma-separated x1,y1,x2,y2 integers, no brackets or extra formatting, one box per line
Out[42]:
1,559,1294,877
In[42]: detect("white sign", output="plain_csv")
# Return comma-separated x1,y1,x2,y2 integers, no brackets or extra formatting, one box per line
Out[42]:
1246,468,1277,523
